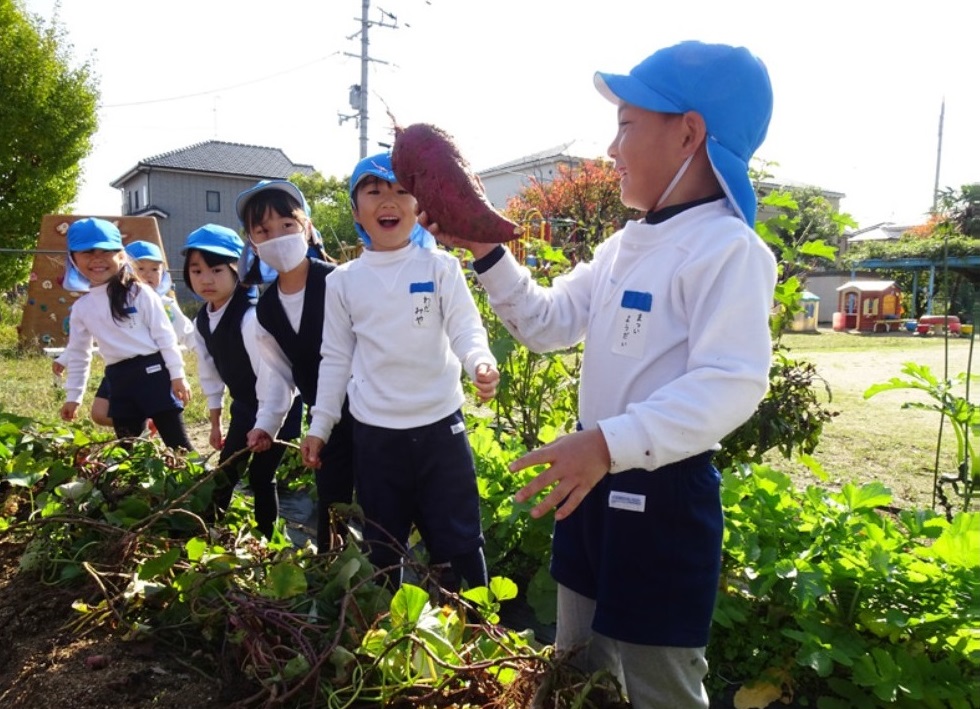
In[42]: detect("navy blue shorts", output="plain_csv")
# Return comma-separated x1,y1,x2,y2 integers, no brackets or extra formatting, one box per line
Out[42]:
550,451,722,647
352,409,484,562
94,376,110,400
104,352,183,421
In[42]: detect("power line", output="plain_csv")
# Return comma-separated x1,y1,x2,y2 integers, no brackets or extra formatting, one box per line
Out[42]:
102,53,342,109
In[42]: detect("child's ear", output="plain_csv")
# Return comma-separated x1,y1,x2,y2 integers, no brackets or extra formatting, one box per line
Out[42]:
680,111,707,152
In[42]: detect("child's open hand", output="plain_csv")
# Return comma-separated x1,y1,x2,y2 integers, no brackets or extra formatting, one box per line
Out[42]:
511,429,612,520
300,435,324,469
474,363,500,402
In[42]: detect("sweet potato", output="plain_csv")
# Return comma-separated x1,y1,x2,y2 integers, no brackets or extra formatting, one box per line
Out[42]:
391,123,524,244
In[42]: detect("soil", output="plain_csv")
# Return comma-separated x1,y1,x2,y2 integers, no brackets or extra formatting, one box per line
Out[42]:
0,538,253,709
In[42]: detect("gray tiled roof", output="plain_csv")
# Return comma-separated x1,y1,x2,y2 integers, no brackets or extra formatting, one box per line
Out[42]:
136,140,315,179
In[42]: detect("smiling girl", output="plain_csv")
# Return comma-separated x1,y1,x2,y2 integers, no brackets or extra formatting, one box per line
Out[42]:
59,218,193,451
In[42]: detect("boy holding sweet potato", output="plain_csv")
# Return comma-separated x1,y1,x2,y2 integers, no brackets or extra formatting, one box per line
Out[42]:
426,40,777,708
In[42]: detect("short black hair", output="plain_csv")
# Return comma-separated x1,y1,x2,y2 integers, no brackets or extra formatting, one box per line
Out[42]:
182,248,238,296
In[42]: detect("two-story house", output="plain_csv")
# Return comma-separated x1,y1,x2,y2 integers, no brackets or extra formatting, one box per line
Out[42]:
110,140,315,298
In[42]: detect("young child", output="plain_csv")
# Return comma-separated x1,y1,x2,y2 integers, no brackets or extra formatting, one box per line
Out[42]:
302,152,500,592
58,218,194,452
236,179,355,552
182,224,301,538
427,41,776,708
125,240,195,349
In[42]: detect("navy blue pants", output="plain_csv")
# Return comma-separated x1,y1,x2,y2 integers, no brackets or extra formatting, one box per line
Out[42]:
550,452,722,647
352,409,484,587
212,396,303,537
314,396,356,551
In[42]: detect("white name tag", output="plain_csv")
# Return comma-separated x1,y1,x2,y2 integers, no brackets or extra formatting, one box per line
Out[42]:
410,281,435,328
608,490,646,513
450,421,466,435
145,364,163,374
612,290,652,359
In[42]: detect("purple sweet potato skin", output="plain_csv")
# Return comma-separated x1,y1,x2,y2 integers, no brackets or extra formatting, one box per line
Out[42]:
391,123,523,243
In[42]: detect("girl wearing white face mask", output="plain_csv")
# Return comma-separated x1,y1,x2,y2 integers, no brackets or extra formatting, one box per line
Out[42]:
234,180,355,552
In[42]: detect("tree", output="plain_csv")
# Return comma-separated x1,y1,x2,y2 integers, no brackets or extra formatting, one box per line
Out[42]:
0,0,99,289
503,159,639,263
289,171,361,262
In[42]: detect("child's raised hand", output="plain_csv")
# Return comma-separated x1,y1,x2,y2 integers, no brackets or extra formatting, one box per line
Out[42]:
247,428,272,453
300,435,324,469
172,378,191,404
51,360,65,377
60,401,79,422
474,363,500,402
510,428,612,520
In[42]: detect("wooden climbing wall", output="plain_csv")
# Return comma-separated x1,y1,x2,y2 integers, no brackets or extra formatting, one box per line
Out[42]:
18,215,169,350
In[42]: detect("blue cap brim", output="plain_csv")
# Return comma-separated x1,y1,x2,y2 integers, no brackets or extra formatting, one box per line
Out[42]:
594,72,685,114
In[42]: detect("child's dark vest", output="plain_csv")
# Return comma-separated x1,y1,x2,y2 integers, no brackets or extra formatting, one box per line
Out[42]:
195,287,259,410
255,258,335,406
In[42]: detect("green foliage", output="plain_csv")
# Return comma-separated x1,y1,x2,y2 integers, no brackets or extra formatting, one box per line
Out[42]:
865,362,980,516
289,170,361,261
719,348,838,470
0,1,100,288
711,465,980,707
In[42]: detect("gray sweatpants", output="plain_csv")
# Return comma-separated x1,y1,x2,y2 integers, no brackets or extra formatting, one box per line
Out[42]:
554,584,710,709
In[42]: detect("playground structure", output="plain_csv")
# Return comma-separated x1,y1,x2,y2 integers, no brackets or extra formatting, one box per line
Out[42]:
832,279,903,333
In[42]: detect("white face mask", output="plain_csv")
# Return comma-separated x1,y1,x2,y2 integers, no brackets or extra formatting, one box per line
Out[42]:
254,232,307,273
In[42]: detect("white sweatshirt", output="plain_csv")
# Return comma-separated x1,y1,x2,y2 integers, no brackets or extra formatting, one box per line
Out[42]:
63,282,186,404
308,243,496,441
477,201,777,473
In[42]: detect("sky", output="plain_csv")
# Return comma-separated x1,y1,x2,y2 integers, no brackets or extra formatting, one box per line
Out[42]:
18,0,980,230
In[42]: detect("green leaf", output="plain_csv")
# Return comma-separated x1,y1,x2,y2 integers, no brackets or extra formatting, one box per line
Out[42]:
919,512,978,568
389,584,429,628
489,576,518,602
138,547,180,580
837,482,892,511
261,561,307,599
185,537,208,561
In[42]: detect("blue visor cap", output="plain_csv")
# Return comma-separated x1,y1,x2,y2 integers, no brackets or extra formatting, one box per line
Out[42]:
181,223,244,258
235,180,309,225
349,152,436,250
125,240,164,262
67,218,124,252
594,41,773,226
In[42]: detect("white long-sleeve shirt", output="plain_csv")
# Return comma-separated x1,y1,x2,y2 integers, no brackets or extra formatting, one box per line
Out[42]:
192,301,292,418
253,288,307,435
307,243,496,441
62,281,186,404
477,201,777,473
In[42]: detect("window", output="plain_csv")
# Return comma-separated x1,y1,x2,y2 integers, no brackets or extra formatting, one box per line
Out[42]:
206,190,220,213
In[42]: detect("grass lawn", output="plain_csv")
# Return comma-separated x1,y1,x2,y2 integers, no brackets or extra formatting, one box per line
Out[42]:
771,328,979,513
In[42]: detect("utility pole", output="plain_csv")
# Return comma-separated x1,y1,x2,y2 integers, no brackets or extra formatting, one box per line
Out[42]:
338,0,398,159
932,97,945,213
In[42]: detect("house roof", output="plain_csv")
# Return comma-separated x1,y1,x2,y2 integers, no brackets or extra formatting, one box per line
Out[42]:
110,140,315,187
845,222,918,242
478,142,577,176
837,280,897,292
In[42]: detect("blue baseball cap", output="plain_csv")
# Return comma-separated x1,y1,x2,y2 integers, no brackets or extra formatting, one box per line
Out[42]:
67,218,124,252
181,224,244,258
348,152,436,250
125,240,164,262
235,179,309,225
594,41,773,226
